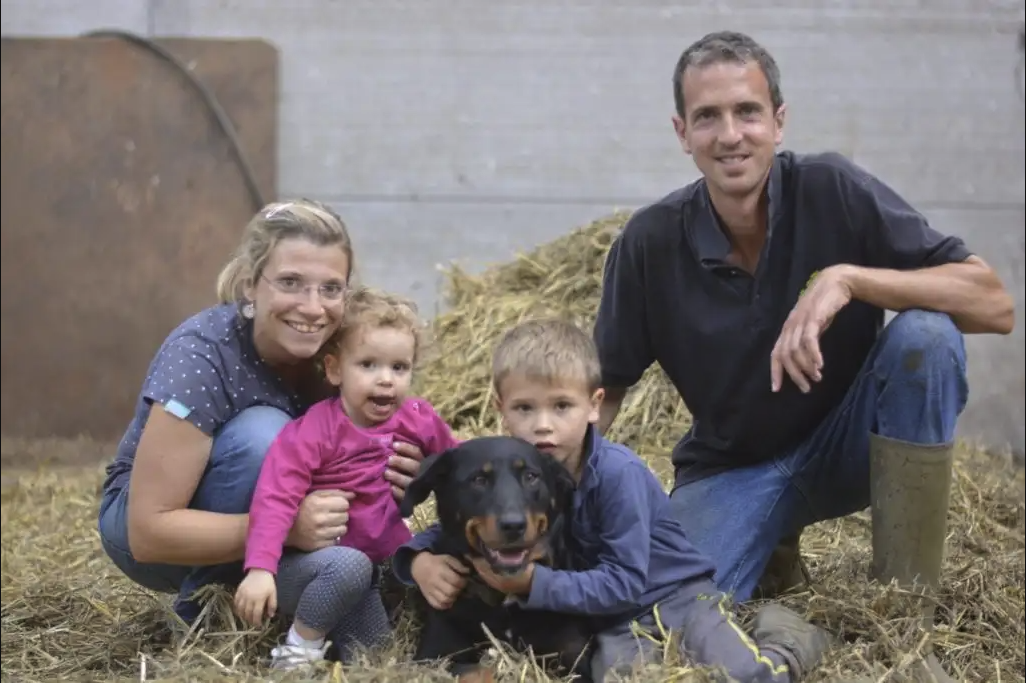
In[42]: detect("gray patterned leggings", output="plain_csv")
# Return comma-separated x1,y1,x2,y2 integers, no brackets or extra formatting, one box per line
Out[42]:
277,545,392,661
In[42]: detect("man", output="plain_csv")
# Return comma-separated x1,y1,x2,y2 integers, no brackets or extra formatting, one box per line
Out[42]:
593,30,1014,682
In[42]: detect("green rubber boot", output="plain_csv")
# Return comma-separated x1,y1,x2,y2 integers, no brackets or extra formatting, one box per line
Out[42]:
868,433,961,682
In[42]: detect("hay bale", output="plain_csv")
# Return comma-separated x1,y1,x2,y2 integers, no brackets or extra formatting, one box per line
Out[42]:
416,210,688,483
1,213,1024,682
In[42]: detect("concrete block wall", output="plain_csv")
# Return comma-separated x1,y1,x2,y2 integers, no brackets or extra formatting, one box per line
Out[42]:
3,0,1024,457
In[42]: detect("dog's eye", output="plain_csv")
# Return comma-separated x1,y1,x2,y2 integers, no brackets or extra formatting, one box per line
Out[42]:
523,471,539,484
471,474,489,487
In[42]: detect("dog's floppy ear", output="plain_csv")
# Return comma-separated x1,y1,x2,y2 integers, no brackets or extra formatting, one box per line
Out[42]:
541,451,578,509
539,452,579,569
398,447,457,518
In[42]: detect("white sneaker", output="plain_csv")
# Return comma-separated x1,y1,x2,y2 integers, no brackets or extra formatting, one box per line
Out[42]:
269,643,326,671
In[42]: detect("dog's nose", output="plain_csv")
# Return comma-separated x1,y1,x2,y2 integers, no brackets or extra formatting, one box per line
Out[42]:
497,513,527,539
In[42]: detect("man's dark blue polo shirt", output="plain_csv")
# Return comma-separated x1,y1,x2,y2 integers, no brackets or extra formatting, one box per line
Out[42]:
593,150,972,486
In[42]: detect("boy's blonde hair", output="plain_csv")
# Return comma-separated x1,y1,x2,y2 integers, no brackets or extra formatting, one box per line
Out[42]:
328,285,425,363
491,318,603,395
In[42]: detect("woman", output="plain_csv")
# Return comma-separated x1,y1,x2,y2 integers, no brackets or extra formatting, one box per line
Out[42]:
97,199,425,642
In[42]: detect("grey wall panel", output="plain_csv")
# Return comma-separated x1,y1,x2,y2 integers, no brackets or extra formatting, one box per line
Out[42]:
0,0,150,35
143,0,1023,206
924,207,1025,458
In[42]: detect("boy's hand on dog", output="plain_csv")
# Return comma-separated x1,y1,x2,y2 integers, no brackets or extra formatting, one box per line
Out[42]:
234,569,277,627
469,557,536,597
411,552,468,609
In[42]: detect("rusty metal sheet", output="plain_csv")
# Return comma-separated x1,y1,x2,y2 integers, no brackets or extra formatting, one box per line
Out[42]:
1,36,279,442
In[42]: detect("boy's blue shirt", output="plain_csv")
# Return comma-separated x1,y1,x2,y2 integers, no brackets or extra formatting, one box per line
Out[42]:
391,425,717,621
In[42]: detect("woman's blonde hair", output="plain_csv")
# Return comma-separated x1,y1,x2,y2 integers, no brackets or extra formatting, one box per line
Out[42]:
216,199,355,305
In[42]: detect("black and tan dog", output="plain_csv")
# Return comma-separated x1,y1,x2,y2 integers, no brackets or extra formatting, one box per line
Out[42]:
398,435,594,682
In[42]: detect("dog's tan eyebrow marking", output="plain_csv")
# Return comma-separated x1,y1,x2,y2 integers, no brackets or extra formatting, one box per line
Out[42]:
513,458,525,469
482,462,493,473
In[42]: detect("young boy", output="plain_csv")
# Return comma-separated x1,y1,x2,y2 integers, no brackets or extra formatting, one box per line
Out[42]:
392,318,833,682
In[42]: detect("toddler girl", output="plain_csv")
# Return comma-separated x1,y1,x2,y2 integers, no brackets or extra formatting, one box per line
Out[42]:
234,285,460,670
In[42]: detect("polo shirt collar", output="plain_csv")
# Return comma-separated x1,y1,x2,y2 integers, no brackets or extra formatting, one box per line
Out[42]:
693,153,783,266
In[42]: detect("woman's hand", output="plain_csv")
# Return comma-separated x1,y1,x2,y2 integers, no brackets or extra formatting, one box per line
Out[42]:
285,489,354,551
385,441,425,501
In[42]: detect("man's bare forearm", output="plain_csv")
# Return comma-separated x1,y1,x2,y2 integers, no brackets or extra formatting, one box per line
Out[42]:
598,386,628,435
839,257,1014,335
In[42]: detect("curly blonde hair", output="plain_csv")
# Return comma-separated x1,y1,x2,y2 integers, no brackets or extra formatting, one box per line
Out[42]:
326,285,426,364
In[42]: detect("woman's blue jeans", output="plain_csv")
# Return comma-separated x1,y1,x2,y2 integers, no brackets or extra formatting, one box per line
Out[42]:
98,405,291,623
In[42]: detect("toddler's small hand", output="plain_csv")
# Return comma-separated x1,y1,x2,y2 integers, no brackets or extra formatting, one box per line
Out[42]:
233,569,278,627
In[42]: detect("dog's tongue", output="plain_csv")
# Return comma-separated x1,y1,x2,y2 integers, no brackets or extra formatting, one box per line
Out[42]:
489,548,528,566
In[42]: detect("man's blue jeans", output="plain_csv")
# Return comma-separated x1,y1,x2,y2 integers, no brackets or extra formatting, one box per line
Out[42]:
669,310,969,603
98,405,292,622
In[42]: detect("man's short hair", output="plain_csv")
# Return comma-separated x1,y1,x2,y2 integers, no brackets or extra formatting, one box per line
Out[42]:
672,30,784,118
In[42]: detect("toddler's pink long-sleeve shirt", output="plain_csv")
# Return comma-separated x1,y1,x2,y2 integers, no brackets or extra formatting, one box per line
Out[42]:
244,396,460,572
